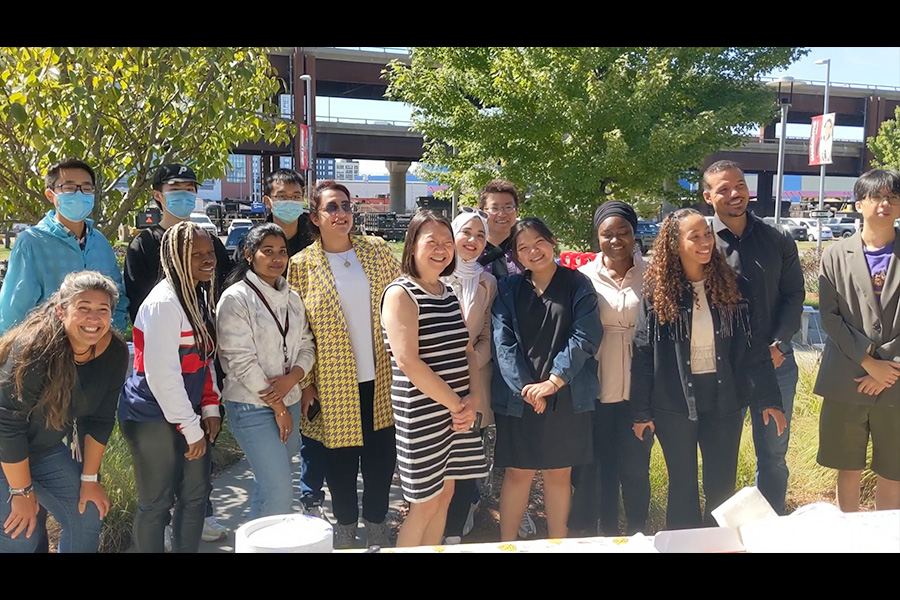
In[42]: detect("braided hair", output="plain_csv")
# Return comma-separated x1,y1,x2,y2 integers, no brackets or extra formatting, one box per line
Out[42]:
160,221,217,357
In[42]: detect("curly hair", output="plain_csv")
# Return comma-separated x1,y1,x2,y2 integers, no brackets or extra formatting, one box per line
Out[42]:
644,208,743,324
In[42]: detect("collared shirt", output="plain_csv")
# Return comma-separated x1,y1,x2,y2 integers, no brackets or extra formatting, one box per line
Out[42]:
711,212,805,347
578,253,646,403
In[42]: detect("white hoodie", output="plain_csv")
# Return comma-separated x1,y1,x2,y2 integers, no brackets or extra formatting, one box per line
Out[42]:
216,270,316,407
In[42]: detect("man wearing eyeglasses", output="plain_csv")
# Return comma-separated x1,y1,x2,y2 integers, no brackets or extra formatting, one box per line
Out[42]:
476,179,524,279
815,168,900,513
0,158,128,334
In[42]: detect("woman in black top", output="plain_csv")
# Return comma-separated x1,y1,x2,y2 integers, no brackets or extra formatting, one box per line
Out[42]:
630,209,785,530
0,271,129,552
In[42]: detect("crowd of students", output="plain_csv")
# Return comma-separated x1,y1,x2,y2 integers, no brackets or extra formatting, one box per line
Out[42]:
0,157,898,553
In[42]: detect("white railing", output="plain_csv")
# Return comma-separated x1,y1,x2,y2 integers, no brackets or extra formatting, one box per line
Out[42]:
318,116,412,127
758,76,900,93
326,47,410,55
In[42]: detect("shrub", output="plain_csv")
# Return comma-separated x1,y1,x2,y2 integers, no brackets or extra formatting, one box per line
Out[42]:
799,247,823,295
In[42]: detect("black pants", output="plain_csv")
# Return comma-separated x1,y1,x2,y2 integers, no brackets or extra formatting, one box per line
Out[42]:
121,419,212,553
653,374,743,531
323,381,397,526
444,428,486,538
570,400,653,535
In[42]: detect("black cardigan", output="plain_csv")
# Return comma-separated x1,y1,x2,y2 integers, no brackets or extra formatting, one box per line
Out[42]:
630,287,782,423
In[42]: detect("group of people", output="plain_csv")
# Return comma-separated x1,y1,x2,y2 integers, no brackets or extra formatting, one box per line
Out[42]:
0,156,897,554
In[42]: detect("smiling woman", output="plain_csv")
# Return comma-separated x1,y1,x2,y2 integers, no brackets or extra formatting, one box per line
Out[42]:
0,271,129,553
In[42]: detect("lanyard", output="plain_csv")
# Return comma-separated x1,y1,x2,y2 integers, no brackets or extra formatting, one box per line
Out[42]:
245,279,291,367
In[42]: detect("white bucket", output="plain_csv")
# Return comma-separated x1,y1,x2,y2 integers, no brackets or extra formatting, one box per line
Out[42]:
234,514,333,553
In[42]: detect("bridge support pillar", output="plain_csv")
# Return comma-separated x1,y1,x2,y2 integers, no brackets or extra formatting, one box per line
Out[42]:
756,171,774,217
386,161,411,213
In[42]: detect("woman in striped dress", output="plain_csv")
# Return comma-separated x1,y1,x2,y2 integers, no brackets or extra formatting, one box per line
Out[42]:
381,210,489,548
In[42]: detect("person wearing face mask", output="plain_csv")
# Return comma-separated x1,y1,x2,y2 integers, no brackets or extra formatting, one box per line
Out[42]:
124,163,233,325
122,163,234,546
0,158,128,336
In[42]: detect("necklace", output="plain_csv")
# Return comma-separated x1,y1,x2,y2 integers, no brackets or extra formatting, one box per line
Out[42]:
73,345,95,365
338,249,352,268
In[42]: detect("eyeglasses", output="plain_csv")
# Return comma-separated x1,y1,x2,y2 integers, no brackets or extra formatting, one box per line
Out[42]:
321,201,353,214
460,205,490,220
483,205,517,214
270,195,305,202
54,183,95,194
865,194,900,206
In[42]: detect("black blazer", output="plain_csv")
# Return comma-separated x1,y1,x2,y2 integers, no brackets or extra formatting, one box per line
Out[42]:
630,287,782,423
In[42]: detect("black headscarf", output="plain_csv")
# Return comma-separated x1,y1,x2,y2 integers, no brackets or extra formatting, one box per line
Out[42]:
592,200,638,233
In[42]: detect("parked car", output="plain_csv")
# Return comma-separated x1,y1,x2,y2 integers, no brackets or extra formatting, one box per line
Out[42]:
762,217,807,241
822,217,859,238
224,225,251,254
228,218,254,235
635,221,658,254
794,218,833,242
189,212,220,236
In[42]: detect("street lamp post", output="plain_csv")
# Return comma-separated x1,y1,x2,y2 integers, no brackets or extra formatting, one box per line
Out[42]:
767,77,797,227
815,59,831,254
299,74,313,197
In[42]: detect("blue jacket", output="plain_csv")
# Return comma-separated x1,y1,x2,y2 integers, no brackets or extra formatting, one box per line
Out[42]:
0,211,128,334
491,268,602,417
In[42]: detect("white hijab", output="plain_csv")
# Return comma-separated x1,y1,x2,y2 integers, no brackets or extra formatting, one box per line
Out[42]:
443,211,489,319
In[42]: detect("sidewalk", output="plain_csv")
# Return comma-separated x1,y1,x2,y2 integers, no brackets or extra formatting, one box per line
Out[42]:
201,455,406,553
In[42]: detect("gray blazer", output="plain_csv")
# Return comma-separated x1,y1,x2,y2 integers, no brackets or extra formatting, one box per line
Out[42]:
814,230,900,406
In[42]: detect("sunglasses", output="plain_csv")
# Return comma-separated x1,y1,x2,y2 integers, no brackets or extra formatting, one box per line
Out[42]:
460,205,490,220
321,201,353,214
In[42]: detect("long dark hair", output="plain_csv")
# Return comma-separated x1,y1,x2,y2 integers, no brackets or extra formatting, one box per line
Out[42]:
160,222,216,357
0,271,120,430
400,210,456,278
225,223,289,288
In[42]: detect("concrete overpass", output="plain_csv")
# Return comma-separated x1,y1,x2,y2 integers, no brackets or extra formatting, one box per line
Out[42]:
236,48,900,214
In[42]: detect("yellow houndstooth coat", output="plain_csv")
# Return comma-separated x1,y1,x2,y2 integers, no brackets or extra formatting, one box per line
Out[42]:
287,235,400,448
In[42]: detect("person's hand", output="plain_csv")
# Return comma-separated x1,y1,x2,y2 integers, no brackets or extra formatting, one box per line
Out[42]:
450,397,477,432
633,421,655,441
762,408,787,436
861,356,900,388
260,372,302,406
531,396,547,414
79,482,111,520
521,380,557,405
854,375,886,396
3,492,39,539
273,403,294,443
769,344,785,369
202,416,222,443
300,385,318,419
185,436,207,460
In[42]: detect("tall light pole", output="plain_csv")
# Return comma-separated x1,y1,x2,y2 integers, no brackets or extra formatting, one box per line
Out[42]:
767,77,798,226
815,59,831,254
299,74,313,198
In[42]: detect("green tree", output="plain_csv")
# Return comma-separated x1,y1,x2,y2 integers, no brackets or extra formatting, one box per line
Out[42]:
868,105,900,170
386,47,808,248
0,47,292,237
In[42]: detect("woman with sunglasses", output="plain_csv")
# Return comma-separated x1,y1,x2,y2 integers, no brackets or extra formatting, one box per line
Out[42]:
440,207,497,544
287,180,400,550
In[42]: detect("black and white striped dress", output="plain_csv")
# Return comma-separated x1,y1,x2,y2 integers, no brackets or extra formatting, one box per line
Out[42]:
382,277,489,503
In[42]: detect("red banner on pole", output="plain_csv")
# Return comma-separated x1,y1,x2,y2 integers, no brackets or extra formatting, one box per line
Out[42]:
809,113,835,166
299,124,309,171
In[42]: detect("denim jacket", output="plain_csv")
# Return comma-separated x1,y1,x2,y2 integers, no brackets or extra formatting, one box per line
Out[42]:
491,268,602,417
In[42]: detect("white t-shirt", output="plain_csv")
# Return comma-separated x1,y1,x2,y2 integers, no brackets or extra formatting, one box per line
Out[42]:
325,249,376,382
690,280,717,375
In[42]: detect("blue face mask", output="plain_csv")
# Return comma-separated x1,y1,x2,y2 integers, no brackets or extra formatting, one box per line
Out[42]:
271,200,305,223
55,191,94,222
164,190,197,219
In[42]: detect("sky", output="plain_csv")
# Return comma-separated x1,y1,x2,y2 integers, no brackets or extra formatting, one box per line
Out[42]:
328,47,900,175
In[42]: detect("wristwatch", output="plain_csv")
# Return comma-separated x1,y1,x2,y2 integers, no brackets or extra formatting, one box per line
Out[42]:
774,340,792,354
80,472,102,483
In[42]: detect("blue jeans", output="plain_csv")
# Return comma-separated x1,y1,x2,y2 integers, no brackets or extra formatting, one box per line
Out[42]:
226,400,301,520
748,350,797,515
300,432,326,509
0,444,103,553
